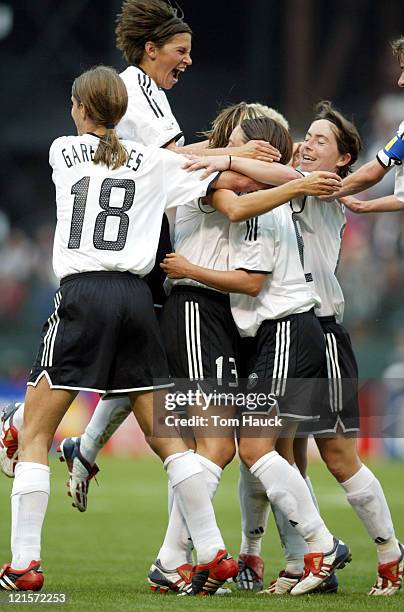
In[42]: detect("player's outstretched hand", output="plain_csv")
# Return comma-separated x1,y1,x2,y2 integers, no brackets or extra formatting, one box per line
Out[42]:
182,154,230,178
338,195,366,213
301,171,342,196
236,140,281,163
160,252,193,279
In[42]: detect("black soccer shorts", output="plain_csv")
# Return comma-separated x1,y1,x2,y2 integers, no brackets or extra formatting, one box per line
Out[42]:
28,271,170,394
299,317,360,435
242,309,325,421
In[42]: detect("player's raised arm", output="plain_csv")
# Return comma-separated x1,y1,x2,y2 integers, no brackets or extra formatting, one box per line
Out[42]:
209,172,342,222
340,194,404,213
183,154,300,184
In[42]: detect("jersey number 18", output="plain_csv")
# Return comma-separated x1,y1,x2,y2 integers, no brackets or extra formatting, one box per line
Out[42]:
68,177,135,251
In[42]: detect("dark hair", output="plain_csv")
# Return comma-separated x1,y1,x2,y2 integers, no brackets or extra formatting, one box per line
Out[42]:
392,36,404,58
239,117,293,165
72,66,128,170
116,0,192,66
313,100,362,178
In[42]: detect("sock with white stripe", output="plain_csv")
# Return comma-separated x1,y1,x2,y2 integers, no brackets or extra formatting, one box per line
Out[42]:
11,462,50,570
81,396,132,464
250,451,334,553
341,464,400,564
159,454,223,568
164,451,224,565
239,461,270,556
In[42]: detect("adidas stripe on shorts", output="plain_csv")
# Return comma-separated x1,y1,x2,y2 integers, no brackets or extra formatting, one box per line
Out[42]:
28,271,171,394
242,309,325,420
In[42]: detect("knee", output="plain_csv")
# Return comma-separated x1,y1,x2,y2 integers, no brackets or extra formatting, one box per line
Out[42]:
319,446,360,483
238,441,262,469
196,439,236,468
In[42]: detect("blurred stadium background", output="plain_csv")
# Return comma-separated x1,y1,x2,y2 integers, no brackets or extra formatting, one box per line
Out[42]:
1,0,404,459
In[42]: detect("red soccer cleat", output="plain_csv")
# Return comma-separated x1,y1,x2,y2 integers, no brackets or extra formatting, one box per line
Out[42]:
369,542,404,596
237,553,264,591
192,549,238,595
0,561,44,591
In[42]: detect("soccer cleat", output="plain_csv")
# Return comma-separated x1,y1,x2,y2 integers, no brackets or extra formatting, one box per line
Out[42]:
258,569,302,595
0,403,22,478
148,560,193,593
311,572,339,594
57,437,99,512
290,538,351,595
0,561,44,591
368,542,403,596
237,554,264,591
191,549,238,595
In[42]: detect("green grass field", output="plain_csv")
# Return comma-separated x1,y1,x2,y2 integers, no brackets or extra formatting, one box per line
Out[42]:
0,455,403,611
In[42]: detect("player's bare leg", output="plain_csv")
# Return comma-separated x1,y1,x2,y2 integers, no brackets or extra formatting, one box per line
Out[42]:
1,377,76,592
316,435,402,595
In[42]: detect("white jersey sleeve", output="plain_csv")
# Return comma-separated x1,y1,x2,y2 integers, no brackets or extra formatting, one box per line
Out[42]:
118,66,184,148
160,149,219,210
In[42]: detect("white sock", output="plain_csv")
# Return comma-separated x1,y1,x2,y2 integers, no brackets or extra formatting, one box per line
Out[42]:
12,403,25,431
164,451,224,564
82,396,132,464
270,464,313,574
158,496,190,569
167,480,175,515
238,461,270,556
250,451,334,553
11,462,50,570
195,454,222,498
341,464,400,564
304,474,320,512
159,454,222,568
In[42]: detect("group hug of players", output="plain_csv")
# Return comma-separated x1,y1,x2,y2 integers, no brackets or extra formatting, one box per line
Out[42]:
0,0,403,598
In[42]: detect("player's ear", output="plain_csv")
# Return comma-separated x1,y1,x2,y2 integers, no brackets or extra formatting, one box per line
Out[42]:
336,153,351,168
144,41,157,61
79,103,88,120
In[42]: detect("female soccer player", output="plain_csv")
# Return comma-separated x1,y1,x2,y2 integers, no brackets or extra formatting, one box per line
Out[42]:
0,65,242,594
52,0,281,507
186,100,404,596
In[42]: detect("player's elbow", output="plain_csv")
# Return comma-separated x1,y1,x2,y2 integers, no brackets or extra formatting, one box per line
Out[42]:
225,207,244,223
244,277,263,297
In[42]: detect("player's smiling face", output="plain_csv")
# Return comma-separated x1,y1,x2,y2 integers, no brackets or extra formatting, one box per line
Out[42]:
398,54,404,88
300,119,350,173
147,33,192,90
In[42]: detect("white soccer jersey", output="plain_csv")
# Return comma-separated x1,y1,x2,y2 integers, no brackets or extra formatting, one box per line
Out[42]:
118,66,184,148
49,134,216,280
165,199,230,293
229,205,321,337
290,195,346,322
394,120,404,203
